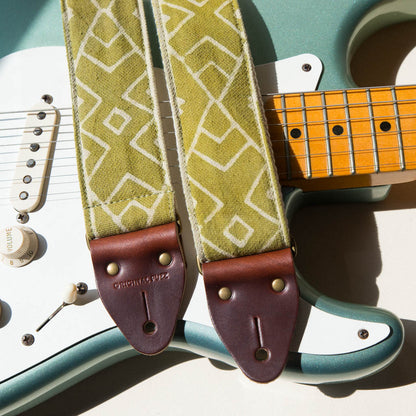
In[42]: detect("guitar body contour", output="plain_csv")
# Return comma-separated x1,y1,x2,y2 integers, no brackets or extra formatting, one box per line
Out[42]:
0,1,413,414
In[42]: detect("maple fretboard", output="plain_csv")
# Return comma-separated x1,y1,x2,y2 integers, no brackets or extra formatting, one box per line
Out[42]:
264,85,416,190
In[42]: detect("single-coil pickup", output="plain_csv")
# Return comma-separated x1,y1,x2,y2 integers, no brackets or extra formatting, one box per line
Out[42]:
10,101,59,213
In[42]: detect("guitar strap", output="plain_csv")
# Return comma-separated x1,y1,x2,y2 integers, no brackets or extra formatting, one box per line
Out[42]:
60,0,185,355
151,0,298,382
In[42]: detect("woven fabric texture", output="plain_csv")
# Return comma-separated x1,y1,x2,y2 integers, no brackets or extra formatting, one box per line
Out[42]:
61,0,175,240
152,0,290,261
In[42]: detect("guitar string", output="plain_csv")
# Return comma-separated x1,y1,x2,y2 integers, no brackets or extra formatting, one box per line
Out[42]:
1,87,415,202
0,95,415,128
269,128,416,145
266,113,415,129
1,141,416,170
1,159,412,206
1,110,416,133
0,96,415,189
0,86,415,116
1,113,416,147
1,125,416,167
0,142,415,190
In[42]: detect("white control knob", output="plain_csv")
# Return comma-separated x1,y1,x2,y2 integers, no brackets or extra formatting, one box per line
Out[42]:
0,226,38,267
62,283,78,305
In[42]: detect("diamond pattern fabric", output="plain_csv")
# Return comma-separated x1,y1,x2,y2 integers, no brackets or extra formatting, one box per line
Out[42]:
152,0,290,261
61,0,175,240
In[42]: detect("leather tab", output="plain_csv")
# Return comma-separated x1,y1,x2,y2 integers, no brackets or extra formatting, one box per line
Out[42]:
90,222,185,355
202,248,298,382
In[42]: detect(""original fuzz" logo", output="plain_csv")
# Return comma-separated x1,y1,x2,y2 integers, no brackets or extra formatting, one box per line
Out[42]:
113,272,169,289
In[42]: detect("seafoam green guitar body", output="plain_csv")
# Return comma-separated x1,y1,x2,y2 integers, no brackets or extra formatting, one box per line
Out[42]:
0,0,413,414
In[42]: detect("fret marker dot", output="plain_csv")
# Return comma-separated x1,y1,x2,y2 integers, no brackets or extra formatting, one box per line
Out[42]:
290,128,302,139
380,121,391,132
332,125,344,135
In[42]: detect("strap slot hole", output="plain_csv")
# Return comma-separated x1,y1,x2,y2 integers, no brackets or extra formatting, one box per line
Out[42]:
255,347,270,362
143,320,157,335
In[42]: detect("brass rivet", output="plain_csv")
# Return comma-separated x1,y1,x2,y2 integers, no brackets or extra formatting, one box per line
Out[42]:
106,262,119,276
218,287,232,301
158,252,172,266
272,278,285,292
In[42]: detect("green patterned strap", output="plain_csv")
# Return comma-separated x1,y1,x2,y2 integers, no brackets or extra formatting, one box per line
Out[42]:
61,0,185,355
61,0,175,240
152,0,298,382
152,0,290,262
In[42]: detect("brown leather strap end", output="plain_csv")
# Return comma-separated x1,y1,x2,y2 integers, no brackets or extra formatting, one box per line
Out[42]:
90,222,185,355
202,248,298,382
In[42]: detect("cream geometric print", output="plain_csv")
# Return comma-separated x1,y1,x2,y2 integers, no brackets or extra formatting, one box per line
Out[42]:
61,0,175,240
152,0,290,262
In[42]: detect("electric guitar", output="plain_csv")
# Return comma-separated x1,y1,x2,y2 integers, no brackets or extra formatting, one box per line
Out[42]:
0,1,414,414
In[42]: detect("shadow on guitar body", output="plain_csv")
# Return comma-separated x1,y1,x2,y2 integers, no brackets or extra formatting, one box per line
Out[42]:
315,19,416,398
20,351,200,416
318,319,416,397
292,194,416,397
19,149,416,415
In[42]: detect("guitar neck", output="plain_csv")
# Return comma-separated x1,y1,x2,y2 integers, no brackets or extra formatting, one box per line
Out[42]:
265,85,416,190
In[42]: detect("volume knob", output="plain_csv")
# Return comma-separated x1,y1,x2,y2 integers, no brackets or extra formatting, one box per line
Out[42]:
0,226,39,267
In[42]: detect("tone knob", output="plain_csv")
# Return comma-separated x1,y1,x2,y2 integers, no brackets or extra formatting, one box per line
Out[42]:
0,226,39,267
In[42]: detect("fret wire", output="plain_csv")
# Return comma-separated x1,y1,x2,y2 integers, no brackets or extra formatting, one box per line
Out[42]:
365,89,379,173
280,94,291,180
391,86,406,170
343,90,356,175
320,92,333,177
300,93,312,179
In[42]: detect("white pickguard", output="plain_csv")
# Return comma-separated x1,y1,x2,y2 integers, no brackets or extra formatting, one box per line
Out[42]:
0,47,389,381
